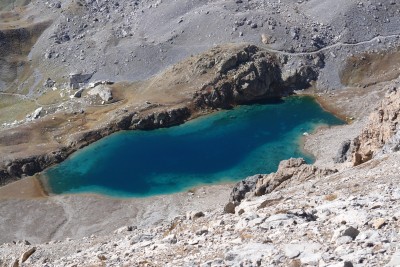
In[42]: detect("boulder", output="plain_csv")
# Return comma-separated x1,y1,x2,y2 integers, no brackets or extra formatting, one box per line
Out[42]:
224,202,236,214
69,72,93,89
342,226,360,240
19,247,36,264
32,107,43,119
254,158,337,196
187,211,205,220
333,140,352,163
229,174,260,205
73,88,84,98
87,85,113,102
43,78,56,88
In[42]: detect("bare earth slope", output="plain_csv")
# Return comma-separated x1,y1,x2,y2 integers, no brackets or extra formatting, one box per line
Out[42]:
1,1,400,266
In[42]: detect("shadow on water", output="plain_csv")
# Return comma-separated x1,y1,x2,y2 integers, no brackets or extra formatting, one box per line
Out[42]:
41,96,344,198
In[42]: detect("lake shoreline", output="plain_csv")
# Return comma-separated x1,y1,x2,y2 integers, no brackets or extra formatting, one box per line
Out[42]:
2,94,343,201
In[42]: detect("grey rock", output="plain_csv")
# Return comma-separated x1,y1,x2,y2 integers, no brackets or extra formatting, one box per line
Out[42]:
224,202,236,214
387,251,400,266
334,140,352,163
336,236,353,245
69,72,93,89
187,211,205,220
73,88,84,98
162,234,177,244
378,130,400,156
87,85,113,101
284,247,300,259
43,78,56,88
229,174,260,205
342,226,360,240
19,247,36,264
31,107,43,120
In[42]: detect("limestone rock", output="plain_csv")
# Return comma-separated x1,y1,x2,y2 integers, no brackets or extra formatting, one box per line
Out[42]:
43,78,56,88
229,174,260,205
31,107,43,120
87,85,113,102
333,140,352,163
73,88,84,98
371,218,386,229
254,158,337,196
69,72,93,89
351,88,400,165
19,247,36,263
162,234,177,244
224,202,236,214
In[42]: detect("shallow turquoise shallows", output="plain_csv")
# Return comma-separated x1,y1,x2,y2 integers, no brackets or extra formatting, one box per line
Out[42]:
42,96,343,197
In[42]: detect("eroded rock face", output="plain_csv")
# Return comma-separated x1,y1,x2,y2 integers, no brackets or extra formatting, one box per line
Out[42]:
333,140,352,163
229,174,261,206
0,151,67,186
193,45,281,108
226,158,337,206
254,158,337,197
351,87,400,165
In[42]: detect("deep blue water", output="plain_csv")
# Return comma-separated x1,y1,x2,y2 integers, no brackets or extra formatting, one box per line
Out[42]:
41,96,343,197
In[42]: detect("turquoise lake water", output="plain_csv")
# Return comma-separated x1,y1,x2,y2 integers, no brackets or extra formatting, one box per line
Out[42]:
41,96,343,197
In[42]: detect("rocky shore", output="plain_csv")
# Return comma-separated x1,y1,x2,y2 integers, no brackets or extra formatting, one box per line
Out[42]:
1,77,400,267
0,43,333,185
1,0,400,266
1,145,400,266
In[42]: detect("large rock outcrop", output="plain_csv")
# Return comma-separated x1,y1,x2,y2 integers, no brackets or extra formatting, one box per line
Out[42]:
226,158,337,209
254,158,337,196
191,45,321,109
351,87,400,165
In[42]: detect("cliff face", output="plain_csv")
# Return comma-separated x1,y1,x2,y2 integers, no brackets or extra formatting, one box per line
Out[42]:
351,86,400,165
228,158,337,207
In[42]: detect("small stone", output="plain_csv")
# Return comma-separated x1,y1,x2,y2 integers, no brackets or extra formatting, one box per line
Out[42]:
285,248,300,259
224,202,236,214
187,211,205,220
189,239,199,245
342,226,360,240
98,254,107,260
20,247,36,263
196,228,208,236
372,218,386,229
162,234,177,244
343,261,354,267
336,236,353,245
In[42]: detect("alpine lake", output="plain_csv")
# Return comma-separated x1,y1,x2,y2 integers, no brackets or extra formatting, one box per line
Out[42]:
40,96,343,198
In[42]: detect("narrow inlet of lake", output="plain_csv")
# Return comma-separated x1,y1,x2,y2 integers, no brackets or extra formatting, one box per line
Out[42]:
40,96,343,197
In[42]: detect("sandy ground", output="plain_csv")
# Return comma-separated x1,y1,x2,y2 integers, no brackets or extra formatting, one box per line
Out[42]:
0,180,232,244
0,176,45,199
